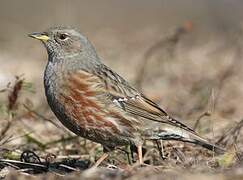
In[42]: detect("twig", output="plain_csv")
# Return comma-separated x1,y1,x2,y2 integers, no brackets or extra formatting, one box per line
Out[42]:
25,134,46,150
20,150,41,163
216,119,243,147
0,76,24,144
44,135,78,146
193,112,211,130
0,153,90,175
0,135,14,146
7,76,23,111
23,104,65,131
0,159,48,172
0,120,12,142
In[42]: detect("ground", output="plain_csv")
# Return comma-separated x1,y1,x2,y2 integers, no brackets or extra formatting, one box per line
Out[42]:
0,1,243,179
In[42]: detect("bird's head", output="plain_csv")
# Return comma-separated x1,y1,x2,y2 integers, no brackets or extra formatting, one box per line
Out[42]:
29,27,98,61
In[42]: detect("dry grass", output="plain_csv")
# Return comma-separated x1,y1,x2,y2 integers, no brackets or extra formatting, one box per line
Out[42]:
0,2,243,178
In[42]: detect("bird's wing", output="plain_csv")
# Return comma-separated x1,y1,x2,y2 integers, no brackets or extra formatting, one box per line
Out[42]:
93,64,195,134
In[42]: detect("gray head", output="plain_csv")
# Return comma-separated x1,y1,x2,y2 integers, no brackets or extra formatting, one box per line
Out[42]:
29,27,99,62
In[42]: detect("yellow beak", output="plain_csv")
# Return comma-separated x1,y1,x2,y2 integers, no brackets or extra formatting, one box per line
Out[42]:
28,32,49,42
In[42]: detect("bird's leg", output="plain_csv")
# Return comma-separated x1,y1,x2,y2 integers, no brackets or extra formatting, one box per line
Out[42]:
155,140,166,160
124,145,133,164
137,145,143,165
130,146,135,162
92,153,109,168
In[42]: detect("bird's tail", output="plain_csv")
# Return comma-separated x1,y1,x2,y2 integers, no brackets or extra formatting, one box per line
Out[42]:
151,124,225,154
189,136,225,154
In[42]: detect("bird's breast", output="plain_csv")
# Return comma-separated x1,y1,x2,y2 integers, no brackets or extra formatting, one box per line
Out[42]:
55,71,124,134
44,67,138,146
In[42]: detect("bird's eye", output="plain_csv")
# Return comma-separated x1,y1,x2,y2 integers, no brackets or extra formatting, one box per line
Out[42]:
59,33,68,40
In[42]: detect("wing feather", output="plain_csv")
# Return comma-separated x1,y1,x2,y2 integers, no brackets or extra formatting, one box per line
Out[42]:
91,64,196,134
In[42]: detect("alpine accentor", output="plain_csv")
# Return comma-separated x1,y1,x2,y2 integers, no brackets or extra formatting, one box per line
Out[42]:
29,27,224,166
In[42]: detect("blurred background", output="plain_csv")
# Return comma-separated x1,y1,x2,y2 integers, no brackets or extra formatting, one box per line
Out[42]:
0,0,243,177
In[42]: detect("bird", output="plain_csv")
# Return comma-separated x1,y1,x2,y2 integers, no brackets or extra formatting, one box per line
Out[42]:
29,26,224,166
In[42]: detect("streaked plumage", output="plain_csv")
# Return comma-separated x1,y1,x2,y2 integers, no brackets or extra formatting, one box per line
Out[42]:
29,27,224,166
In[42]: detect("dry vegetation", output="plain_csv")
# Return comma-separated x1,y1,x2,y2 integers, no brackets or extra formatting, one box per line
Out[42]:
1,1,243,179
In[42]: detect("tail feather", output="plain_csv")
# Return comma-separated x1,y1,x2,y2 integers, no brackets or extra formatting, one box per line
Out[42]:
193,139,225,154
153,125,225,154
